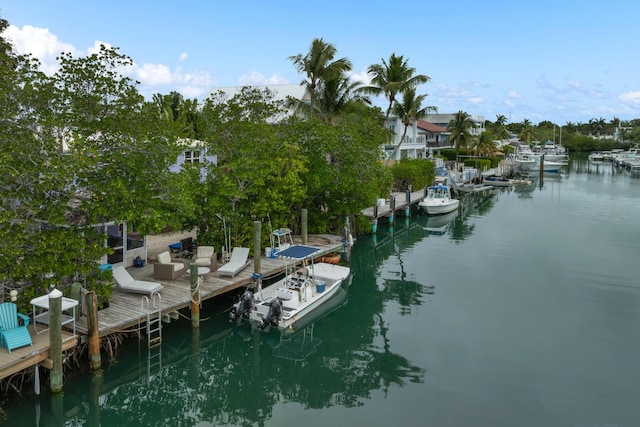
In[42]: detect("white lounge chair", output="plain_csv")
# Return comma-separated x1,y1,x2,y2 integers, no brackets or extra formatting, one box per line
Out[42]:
217,247,251,278
112,266,163,295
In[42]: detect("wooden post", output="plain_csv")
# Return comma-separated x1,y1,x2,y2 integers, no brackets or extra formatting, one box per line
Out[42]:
389,193,395,224
405,185,411,217
85,291,101,371
190,263,200,329
48,288,63,393
70,282,81,321
253,221,261,273
301,209,308,245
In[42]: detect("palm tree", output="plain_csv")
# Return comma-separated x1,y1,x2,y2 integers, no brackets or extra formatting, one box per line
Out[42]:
495,114,508,127
362,53,430,123
472,131,498,170
288,38,352,118
386,87,437,166
520,118,534,144
446,110,476,166
289,73,369,124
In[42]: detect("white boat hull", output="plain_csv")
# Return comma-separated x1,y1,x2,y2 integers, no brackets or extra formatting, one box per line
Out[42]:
419,199,459,215
232,262,351,331
418,184,459,215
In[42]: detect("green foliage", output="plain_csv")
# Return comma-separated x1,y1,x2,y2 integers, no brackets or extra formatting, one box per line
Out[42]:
0,27,185,303
463,158,491,171
391,158,435,191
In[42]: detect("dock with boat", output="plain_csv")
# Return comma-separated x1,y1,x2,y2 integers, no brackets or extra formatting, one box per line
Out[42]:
0,234,345,381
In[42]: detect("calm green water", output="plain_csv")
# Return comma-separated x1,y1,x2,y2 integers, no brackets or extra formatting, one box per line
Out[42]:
5,154,640,427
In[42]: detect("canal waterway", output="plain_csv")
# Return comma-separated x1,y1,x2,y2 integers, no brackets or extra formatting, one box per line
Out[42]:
4,153,640,426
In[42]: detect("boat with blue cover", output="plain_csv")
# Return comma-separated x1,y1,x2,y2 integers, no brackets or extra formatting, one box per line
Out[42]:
229,245,351,331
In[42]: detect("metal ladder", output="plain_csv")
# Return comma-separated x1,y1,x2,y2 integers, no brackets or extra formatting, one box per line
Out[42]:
140,292,162,348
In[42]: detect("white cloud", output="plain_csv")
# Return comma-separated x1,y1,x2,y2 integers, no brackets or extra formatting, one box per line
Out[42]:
435,83,472,98
133,62,174,86
507,90,521,99
237,70,289,86
5,24,76,74
349,69,371,85
619,91,640,105
6,24,215,99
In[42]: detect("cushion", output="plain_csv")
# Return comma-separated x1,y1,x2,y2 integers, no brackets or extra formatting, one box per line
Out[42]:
157,251,172,264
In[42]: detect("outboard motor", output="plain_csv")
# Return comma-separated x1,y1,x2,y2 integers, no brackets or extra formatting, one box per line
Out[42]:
260,298,282,330
229,290,254,322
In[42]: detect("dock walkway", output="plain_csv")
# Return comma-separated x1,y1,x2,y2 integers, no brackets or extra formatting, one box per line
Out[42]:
0,234,344,380
360,189,426,220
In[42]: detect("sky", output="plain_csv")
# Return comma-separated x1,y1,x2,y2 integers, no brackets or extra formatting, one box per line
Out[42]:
2,0,640,125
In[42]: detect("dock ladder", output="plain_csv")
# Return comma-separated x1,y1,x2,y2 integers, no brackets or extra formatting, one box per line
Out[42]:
140,292,162,348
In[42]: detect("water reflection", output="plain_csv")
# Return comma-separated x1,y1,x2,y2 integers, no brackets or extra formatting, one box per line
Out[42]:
6,261,426,426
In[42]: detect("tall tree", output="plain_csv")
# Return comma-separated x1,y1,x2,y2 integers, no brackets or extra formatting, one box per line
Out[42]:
446,110,476,166
387,87,437,166
473,131,498,158
519,118,534,144
197,87,307,246
362,53,430,123
288,38,352,118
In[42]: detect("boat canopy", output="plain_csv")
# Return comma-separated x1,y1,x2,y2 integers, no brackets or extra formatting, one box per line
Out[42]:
276,245,321,260
428,185,449,191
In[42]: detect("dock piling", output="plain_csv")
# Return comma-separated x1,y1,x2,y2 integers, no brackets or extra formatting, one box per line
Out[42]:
48,288,63,393
190,264,200,329
86,290,101,371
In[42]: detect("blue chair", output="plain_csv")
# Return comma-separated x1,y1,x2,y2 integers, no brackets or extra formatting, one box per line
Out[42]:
0,302,33,354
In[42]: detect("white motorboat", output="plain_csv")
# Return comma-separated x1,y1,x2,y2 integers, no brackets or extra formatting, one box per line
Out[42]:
229,245,350,331
514,152,566,173
418,184,459,215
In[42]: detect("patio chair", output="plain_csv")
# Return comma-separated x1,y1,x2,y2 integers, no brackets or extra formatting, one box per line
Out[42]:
153,251,187,280
0,302,33,354
112,266,163,295
217,247,251,278
194,246,216,268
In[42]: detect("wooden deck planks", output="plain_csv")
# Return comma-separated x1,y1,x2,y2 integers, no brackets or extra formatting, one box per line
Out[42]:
0,325,78,380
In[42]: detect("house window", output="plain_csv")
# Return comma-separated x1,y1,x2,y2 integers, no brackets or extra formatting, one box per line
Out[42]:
184,150,201,163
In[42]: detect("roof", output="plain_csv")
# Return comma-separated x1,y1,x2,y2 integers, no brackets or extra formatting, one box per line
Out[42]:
415,120,447,132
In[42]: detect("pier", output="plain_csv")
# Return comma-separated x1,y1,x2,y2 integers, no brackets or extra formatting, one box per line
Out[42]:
361,189,426,222
0,234,344,381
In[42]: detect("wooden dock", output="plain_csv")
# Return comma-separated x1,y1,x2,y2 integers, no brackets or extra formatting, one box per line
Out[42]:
0,234,345,381
361,189,426,220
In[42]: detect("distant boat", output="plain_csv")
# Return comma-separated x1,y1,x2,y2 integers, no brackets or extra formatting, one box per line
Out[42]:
418,184,460,215
483,175,532,187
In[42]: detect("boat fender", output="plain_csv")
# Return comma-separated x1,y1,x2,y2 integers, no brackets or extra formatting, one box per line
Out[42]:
229,290,254,322
261,298,283,330
348,233,354,247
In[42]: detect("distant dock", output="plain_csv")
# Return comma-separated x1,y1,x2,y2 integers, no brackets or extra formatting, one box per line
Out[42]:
361,189,426,223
